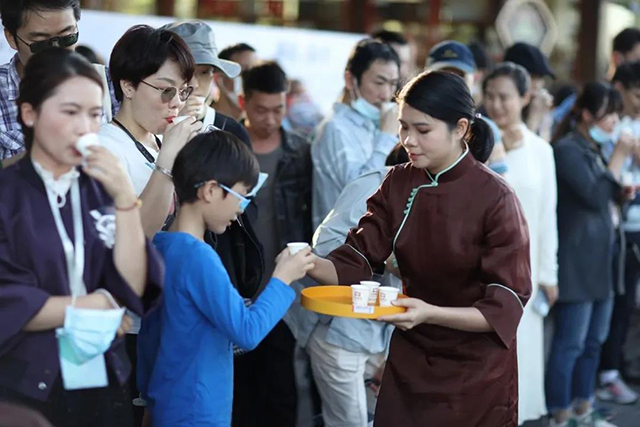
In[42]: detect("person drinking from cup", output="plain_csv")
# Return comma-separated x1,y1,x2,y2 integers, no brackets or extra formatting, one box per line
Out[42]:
546,82,637,427
311,39,400,228
483,62,559,425
0,48,162,426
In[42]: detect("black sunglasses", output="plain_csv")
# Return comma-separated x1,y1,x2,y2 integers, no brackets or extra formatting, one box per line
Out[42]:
16,32,79,54
140,80,194,103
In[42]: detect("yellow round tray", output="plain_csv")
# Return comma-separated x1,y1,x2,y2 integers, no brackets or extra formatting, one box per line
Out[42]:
301,286,407,319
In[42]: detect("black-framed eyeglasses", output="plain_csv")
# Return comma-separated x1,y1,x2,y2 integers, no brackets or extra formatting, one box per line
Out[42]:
140,80,194,103
15,32,79,54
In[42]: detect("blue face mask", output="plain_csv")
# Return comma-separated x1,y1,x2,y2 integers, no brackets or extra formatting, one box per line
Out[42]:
56,305,125,390
350,78,382,124
589,125,615,146
351,97,381,124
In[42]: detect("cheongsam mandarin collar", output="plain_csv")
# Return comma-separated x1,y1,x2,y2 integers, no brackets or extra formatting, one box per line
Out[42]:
424,144,473,185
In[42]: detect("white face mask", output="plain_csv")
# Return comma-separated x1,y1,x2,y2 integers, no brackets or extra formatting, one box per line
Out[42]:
350,78,389,125
589,125,615,146
57,304,125,390
219,76,243,108
233,76,243,96
58,305,125,364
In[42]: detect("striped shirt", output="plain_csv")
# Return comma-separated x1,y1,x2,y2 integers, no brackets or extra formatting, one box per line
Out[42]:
0,54,118,160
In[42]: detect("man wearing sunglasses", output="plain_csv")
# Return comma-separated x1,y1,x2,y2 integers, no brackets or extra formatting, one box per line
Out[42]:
0,0,117,163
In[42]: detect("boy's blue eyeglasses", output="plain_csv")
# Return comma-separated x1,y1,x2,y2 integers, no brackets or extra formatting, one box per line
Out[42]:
194,173,269,212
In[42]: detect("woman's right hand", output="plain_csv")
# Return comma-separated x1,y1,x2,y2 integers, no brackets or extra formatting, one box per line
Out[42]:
615,130,637,156
380,103,399,135
272,247,315,285
501,126,524,151
82,146,137,208
179,96,206,120
156,117,203,170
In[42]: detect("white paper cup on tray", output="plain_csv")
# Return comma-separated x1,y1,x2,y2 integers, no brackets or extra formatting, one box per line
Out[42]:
360,281,381,305
378,286,400,307
351,285,371,307
287,242,309,255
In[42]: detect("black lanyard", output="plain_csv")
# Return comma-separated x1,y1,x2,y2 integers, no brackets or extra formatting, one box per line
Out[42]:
112,119,162,164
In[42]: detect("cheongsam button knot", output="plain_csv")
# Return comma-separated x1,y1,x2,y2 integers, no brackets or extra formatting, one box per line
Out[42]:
38,382,47,391
403,209,409,214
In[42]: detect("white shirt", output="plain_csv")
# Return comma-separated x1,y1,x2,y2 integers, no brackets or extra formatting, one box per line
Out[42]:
311,103,397,228
503,124,558,424
98,122,160,334
98,123,159,197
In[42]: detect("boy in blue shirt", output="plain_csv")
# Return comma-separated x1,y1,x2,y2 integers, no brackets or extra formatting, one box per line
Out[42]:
137,130,314,426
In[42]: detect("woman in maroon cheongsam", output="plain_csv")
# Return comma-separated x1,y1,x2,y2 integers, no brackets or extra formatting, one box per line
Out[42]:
308,71,532,426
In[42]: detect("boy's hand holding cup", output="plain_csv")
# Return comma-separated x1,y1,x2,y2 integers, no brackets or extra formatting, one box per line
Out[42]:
273,243,314,285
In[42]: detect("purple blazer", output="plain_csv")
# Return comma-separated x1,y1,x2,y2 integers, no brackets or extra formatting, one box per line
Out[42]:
0,158,163,401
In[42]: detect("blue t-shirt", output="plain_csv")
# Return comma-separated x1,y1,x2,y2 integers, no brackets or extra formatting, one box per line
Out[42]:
138,232,295,426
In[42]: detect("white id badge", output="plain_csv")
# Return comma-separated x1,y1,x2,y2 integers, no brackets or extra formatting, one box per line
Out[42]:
59,352,108,390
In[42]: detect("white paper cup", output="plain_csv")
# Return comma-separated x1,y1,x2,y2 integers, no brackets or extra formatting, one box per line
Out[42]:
378,286,400,307
360,281,381,305
351,285,372,307
172,115,191,125
287,242,309,255
75,133,100,158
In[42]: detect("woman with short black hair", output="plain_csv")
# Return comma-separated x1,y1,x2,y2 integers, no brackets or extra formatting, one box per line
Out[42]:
100,24,202,239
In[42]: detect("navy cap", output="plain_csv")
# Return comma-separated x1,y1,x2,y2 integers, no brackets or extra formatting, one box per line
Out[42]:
427,41,476,75
504,42,555,79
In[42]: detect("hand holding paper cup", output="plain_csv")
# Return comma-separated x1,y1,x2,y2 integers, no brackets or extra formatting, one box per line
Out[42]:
287,242,310,255
171,116,191,125
75,133,100,158
378,286,400,307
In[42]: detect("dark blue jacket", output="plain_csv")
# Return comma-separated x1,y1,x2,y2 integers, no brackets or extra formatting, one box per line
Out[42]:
554,131,620,302
0,158,163,401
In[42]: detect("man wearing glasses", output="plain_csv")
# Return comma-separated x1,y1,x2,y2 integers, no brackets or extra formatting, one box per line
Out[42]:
0,0,113,163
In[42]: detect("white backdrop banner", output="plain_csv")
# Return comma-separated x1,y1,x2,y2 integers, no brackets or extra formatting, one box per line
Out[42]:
0,10,364,113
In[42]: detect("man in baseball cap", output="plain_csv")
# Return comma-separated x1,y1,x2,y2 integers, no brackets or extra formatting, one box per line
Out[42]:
161,21,249,134
504,42,555,89
426,40,476,89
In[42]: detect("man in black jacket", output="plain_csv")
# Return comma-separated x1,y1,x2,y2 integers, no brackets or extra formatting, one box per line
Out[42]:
163,21,266,300
234,60,313,427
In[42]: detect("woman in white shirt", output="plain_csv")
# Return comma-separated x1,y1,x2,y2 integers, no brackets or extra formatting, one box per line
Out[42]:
99,25,203,239
484,62,559,426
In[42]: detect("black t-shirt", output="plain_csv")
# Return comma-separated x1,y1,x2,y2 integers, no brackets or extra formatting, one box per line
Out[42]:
204,111,265,298
213,111,252,148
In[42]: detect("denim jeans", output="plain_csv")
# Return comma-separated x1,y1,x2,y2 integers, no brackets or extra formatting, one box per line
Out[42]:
600,232,640,372
545,298,614,412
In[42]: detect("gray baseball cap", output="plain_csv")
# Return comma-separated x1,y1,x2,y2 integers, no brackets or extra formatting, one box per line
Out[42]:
160,21,241,78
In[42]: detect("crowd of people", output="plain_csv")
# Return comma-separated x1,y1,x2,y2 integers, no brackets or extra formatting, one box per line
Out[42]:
1,1,640,427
